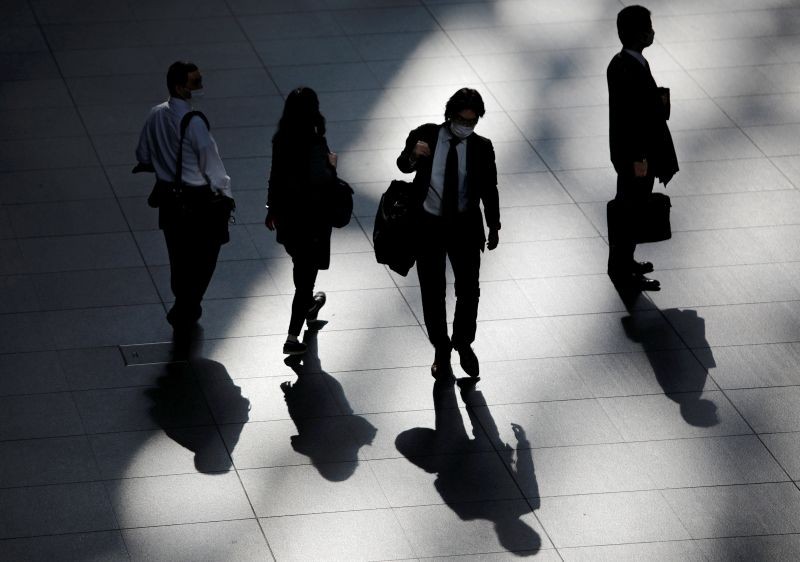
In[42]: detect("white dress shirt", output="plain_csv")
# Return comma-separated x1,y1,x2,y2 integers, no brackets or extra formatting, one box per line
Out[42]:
135,97,232,198
424,125,468,216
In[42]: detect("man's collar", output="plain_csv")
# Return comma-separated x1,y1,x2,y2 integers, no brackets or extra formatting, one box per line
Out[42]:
168,97,192,110
622,48,648,67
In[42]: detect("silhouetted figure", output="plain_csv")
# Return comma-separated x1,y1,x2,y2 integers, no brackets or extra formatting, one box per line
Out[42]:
607,6,678,292
265,87,336,356
148,329,250,472
396,380,540,555
282,330,377,481
622,309,718,427
397,88,500,380
135,61,234,331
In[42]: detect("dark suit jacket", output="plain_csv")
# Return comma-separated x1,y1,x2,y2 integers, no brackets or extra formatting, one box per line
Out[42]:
396,123,500,248
608,51,678,184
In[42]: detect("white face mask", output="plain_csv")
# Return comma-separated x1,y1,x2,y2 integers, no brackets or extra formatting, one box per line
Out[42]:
450,122,474,139
189,87,205,100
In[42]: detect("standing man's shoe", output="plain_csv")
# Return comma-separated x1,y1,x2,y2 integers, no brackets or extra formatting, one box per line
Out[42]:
632,261,654,274
283,339,308,355
635,274,661,291
456,345,480,378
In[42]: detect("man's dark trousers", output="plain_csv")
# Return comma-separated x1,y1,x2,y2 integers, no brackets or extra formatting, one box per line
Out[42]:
608,172,655,276
416,211,481,352
164,226,221,326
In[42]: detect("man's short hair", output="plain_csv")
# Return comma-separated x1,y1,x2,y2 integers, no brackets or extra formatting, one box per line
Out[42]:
617,5,651,47
167,61,198,97
444,88,486,120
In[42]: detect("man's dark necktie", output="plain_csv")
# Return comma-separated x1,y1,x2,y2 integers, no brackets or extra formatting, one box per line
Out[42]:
442,136,461,219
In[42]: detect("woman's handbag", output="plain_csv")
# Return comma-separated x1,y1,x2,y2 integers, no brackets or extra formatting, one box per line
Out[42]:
327,177,354,228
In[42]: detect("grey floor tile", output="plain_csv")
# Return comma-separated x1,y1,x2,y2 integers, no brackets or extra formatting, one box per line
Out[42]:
351,30,460,61
500,205,598,243
717,92,800,127
269,62,381,95
395,500,550,558
773,155,800,188
196,334,296,380
518,442,655,498
0,78,73,111
0,106,84,140
745,123,800,157
473,357,594,404
533,135,609,171
329,365,449,414
704,342,800,389
762,431,800,480
259,509,415,562
599,390,751,441
238,11,342,40
672,127,762,162
697,534,800,562
0,391,83,440
106,472,253,528
195,294,291,339
560,540,705,561
45,304,172,349
90,427,232,479
0,52,59,80
545,310,685,357
19,232,143,273
727,386,800,433
371,451,523,507
0,167,112,205
537,490,690,548
633,434,788,489
470,400,623,449
150,259,281,303
664,301,800,348
663,482,800,538
253,36,360,67
573,349,717,398
0,350,67,396
497,238,610,279
221,416,370,470
498,172,572,207
648,263,800,310
368,57,480,89
58,346,167,390
0,136,97,172
0,481,117,539
0,275,40,313
333,6,439,35
73,381,214,434
239,462,388,516
665,36,782,69
473,318,565,362
518,274,654,317
123,519,272,562
32,267,160,310
689,63,800,98
202,373,338,424
0,531,129,562
0,435,99,487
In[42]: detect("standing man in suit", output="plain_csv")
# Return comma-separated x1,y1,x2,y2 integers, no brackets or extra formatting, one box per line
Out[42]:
136,61,234,331
397,88,500,379
607,5,678,291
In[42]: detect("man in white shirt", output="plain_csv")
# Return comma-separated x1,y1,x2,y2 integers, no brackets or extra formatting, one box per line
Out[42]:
135,60,233,331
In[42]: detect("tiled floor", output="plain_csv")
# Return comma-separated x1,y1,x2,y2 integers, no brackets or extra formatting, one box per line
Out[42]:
2,0,800,560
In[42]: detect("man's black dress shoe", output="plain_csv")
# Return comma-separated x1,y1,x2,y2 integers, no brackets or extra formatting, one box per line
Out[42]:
431,346,453,379
634,275,661,291
632,261,654,274
456,345,480,378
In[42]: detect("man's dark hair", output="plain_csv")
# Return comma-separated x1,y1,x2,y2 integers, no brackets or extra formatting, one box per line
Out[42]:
167,61,198,97
444,88,486,120
617,5,651,48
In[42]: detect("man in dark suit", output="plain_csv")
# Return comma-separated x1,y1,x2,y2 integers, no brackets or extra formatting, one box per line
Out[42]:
397,88,500,379
607,5,678,291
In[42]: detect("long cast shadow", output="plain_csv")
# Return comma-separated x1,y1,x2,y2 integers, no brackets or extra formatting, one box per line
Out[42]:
618,290,718,427
396,378,541,556
281,329,377,481
147,328,250,473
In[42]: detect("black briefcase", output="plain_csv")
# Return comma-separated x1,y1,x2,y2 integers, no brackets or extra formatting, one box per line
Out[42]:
607,192,671,245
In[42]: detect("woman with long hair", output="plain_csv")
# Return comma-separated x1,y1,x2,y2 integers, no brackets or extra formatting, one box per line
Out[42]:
265,87,336,355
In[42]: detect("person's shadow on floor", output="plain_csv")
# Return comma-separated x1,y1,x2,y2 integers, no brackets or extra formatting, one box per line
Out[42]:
396,378,541,556
282,329,377,481
147,327,250,473
618,291,719,427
